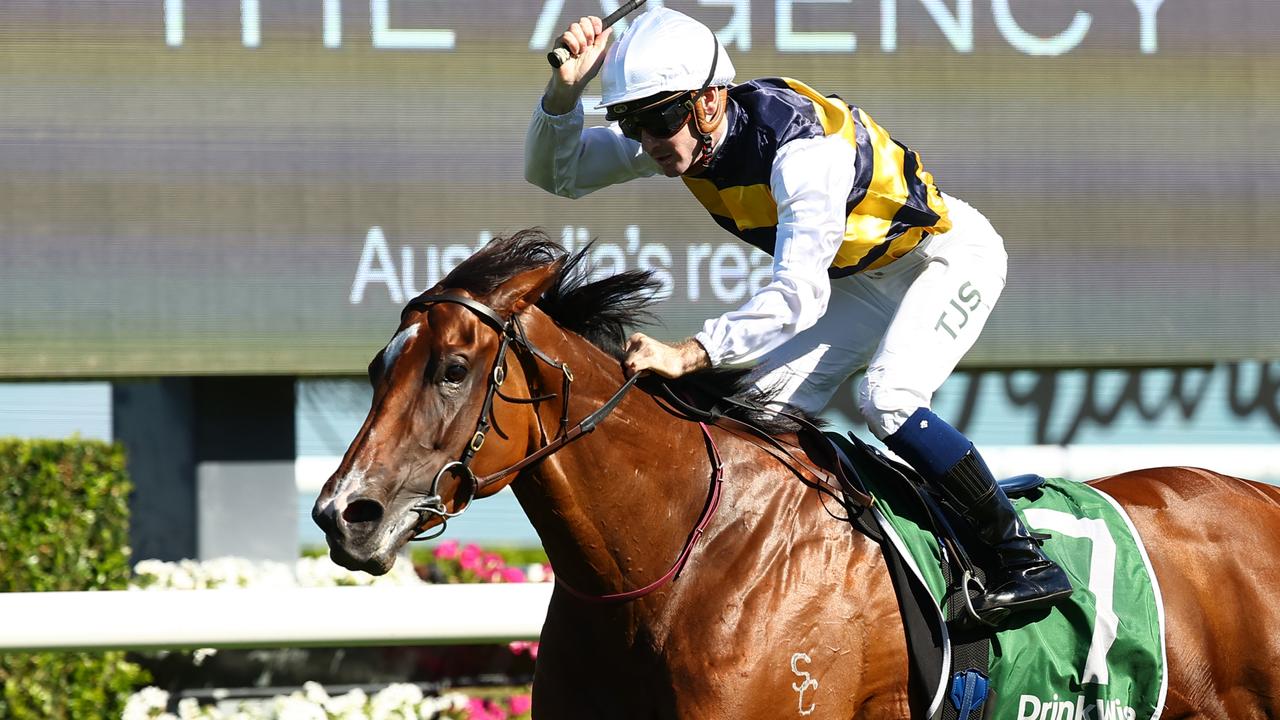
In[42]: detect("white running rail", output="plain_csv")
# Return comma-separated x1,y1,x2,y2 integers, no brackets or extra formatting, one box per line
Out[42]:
0,584,552,652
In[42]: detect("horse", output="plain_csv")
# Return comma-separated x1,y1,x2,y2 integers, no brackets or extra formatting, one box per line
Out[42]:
312,230,1280,718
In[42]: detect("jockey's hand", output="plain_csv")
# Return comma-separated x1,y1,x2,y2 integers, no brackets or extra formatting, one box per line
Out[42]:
623,334,712,379
543,16,612,115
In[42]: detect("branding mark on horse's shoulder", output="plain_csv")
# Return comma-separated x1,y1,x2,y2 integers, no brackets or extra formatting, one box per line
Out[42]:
790,652,819,716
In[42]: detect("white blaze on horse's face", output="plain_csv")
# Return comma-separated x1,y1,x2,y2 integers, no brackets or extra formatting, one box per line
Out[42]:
382,324,419,369
322,328,422,508
329,324,421,504
325,444,371,514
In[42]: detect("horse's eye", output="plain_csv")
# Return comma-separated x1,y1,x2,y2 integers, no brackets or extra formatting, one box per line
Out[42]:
443,363,469,384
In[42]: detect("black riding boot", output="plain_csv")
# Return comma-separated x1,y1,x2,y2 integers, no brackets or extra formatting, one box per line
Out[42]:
939,450,1074,624
884,407,1073,624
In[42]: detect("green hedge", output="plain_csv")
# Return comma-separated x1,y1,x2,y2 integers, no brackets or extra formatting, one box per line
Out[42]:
0,439,149,719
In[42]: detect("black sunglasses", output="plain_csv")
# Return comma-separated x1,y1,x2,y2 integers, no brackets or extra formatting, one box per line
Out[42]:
615,93,697,141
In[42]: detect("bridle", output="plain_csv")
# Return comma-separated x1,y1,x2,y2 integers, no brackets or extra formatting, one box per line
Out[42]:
399,291,729,604
401,292,642,541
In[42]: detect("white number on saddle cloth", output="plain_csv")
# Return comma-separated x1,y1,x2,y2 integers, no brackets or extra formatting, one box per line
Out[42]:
1022,509,1119,685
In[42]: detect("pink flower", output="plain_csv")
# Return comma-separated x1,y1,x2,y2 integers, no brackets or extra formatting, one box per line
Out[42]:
508,694,532,716
483,552,506,569
459,544,483,572
433,539,460,560
508,640,539,659
501,566,527,583
465,697,508,720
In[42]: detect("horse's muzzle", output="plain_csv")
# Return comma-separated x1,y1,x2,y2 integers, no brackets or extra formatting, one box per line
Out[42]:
312,494,399,575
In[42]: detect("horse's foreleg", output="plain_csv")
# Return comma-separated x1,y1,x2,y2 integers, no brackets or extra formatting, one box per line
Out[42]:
532,596,681,720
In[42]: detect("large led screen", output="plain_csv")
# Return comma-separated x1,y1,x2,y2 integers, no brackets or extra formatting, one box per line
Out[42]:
1,0,1276,376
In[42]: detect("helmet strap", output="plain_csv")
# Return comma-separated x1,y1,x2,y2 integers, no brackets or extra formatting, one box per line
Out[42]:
690,88,725,167
688,31,724,169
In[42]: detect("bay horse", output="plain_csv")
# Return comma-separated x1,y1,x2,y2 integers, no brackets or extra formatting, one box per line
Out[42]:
313,230,1280,719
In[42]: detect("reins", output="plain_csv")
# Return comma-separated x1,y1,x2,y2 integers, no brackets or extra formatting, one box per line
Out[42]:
401,291,863,604
555,420,724,604
401,291,727,604
402,293,641,541
653,382,874,512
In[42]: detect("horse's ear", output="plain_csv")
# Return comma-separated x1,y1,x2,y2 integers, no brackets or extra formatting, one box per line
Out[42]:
491,260,563,315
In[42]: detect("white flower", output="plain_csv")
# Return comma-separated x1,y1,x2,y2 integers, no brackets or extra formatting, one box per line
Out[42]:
258,560,298,588
131,556,430,591
168,562,198,590
176,697,211,719
301,681,330,705
132,559,172,588
323,687,370,715
201,557,242,588
271,693,328,720
122,686,171,719
382,561,425,586
418,692,469,717
191,647,218,666
525,563,548,583
370,683,424,719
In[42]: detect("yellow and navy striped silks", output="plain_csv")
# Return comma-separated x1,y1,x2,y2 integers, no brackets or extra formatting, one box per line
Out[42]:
682,78,952,276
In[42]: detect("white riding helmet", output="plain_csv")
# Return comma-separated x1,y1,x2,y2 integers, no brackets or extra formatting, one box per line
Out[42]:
597,7,736,110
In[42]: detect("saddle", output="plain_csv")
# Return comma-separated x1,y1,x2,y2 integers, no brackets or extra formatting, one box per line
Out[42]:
652,379,1166,719
823,435,1167,720
827,432,1041,720
649,378,1036,719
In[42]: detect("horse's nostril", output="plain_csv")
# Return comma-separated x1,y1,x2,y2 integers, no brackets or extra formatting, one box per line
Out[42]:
342,498,384,526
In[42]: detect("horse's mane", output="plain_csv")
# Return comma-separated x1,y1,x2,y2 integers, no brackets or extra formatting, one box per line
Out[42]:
439,229,814,434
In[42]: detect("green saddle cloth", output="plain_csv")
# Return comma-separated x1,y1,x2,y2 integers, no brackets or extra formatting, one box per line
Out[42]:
850,445,1168,720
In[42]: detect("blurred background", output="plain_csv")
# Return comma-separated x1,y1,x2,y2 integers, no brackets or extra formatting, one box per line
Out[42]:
3,0,1277,555
1,0,1277,715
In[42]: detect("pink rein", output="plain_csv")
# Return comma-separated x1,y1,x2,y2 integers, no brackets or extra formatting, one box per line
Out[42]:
554,421,725,604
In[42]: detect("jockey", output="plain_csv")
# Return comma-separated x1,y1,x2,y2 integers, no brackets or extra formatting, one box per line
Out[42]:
524,7,1071,623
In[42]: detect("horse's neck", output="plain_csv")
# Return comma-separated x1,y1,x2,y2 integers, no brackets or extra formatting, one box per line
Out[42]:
510,312,716,600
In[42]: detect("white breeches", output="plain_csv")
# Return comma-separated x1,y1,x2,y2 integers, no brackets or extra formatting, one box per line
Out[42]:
748,194,1008,439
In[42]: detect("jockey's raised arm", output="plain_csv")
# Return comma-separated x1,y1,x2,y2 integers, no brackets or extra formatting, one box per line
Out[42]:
522,6,1071,624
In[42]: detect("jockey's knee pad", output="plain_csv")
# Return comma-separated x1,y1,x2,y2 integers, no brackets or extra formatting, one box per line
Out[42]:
857,379,929,441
